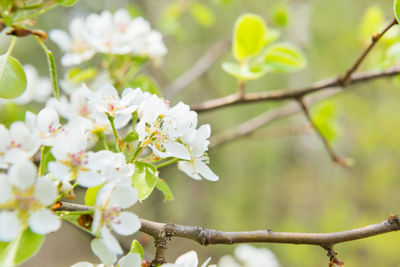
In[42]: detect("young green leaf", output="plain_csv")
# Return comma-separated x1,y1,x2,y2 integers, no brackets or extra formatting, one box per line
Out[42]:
130,74,161,96
85,184,104,206
131,162,159,200
221,62,269,80
312,102,340,143
233,13,267,61
189,1,216,27
263,42,306,73
0,55,27,99
56,0,78,6
67,67,98,83
394,0,400,24
156,178,174,201
0,229,45,266
129,240,144,260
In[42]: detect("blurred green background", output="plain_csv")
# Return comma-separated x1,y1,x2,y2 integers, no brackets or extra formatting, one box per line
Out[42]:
6,0,400,266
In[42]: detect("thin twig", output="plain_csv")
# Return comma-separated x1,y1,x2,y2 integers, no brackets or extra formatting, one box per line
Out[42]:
192,66,400,112
297,97,349,166
164,40,230,98
340,18,398,86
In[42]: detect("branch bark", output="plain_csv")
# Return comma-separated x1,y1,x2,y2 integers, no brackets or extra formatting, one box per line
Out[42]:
56,202,400,249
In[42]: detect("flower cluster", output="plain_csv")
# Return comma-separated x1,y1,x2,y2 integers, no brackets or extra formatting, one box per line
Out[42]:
50,9,167,66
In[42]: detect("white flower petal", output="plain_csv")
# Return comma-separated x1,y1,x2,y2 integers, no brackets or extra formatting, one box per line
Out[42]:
175,250,198,267
0,174,13,204
70,262,95,267
111,212,141,236
178,161,202,181
164,142,191,160
0,211,21,242
8,160,37,190
100,226,123,255
34,177,58,206
109,186,137,209
118,253,142,267
77,171,105,188
48,162,71,181
91,238,117,266
37,107,59,133
28,209,61,235
195,160,219,182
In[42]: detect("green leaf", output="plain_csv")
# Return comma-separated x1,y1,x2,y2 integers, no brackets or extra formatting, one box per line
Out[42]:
156,178,174,201
0,228,45,266
67,67,98,83
394,0,400,24
39,146,53,176
221,62,269,80
85,184,103,206
233,13,267,61
264,28,280,46
129,240,144,260
189,1,216,27
271,4,290,27
0,55,27,99
263,42,306,73
131,162,159,200
130,74,161,96
312,102,340,143
56,0,78,6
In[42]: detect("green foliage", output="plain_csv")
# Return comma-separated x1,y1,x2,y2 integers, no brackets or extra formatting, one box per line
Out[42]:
131,162,159,200
233,13,267,61
67,67,98,83
394,0,400,24
0,229,45,267
360,6,384,43
124,131,139,143
130,74,161,96
271,3,290,27
56,0,78,7
312,102,340,143
221,62,269,80
189,1,216,27
129,240,144,260
85,184,103,206
0,55,27,99
263,42,307,73
156,178,174,201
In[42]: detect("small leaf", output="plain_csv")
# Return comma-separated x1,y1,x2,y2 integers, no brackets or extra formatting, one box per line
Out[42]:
156,178,174,201
222,62,269,80
67,67,98,83
394,0,400,24
263,42,306,73
0,228,45,266
56,0,78,6
131,162,159,200
312,102,340,143
85,184,103,206
129,240,144,260
130,74,161,96
189,1,216,27
271,4,290,27
0,55,27,99
233,13,267,61
39,146,53,176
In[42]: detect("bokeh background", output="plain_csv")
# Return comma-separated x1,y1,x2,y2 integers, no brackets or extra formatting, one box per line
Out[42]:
3,0,400,266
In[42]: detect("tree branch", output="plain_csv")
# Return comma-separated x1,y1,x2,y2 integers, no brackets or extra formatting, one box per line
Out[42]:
340,18,398,86
192,19,399,113
56,202,400,249
297,97,349,166
192,67,400,112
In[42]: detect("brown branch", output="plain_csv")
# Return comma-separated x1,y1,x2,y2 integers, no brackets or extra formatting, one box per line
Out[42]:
164,40,230,98
297,97,349,166
340,18,398,86
191,19,399,113
56,202,400,249
192,66,400,112
209,89,338,148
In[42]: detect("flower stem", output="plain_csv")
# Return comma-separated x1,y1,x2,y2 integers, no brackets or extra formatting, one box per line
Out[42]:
155,158,180,169
106,113,122,151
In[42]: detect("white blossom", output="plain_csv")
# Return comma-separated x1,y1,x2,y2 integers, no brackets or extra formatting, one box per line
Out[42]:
0,160,60,241
91,184,141,265
218,245,280,267
161,250,216,267
71,253,141,267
